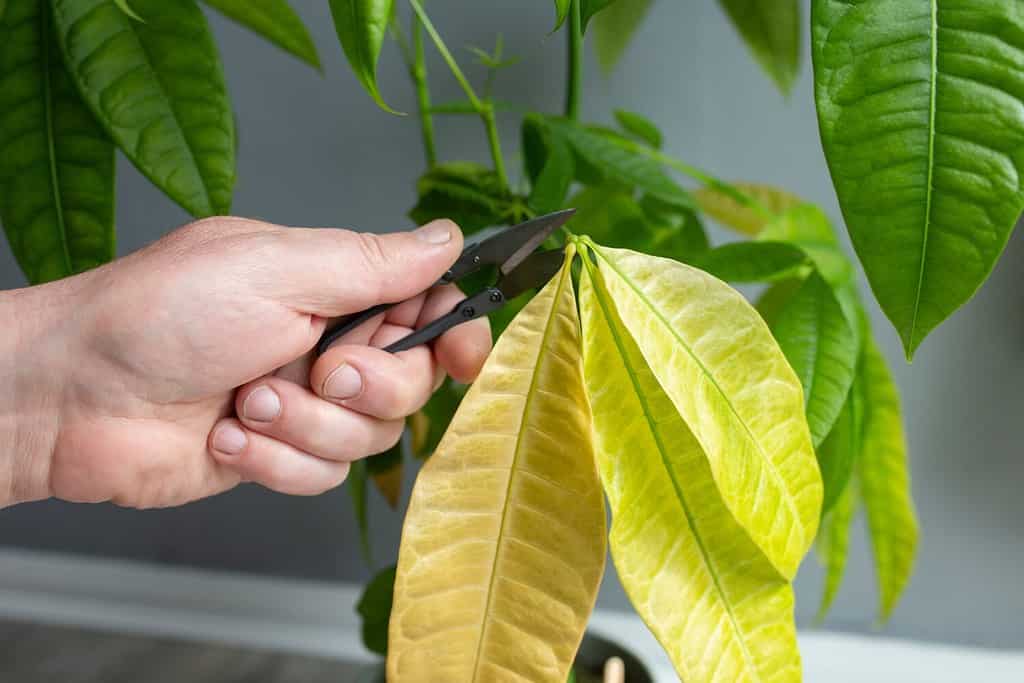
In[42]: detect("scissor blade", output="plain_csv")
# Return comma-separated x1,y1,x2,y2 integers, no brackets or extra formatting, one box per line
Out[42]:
498,249,566,301
471,209,575,276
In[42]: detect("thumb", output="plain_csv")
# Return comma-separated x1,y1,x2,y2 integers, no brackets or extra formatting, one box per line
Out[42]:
268,220,464,317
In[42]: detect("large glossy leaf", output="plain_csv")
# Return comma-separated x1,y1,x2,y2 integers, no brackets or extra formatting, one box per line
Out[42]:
0,0,115,284
816,482,856,619
813,0,1024,357
549,118,694,209
328,0,395,112
691,241,809,283
589,243,822,578
580,260,802,682
858,338,918,621
52,0,235,218
201,0,319,68
695,182,804,237
770,273,858,447
718,0,801,94
589,0,652,72
388,254,606,682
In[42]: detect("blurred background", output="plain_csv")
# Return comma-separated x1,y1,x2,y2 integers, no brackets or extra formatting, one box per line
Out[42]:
2,0,1023,653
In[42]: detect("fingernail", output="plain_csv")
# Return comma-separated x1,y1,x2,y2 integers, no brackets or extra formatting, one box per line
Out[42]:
212,424,247,455
415,220,452,244
324,364,362,400
243,386,280,423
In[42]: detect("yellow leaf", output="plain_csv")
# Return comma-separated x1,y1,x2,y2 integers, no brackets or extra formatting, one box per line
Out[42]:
859,338,918,622
580,261,802,682
590,243,822,579
387,252,606,683
695,183,804,236
816,481,857,621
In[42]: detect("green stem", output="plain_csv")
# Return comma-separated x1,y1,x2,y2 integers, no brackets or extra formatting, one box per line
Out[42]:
411,18,437,167
565,0,583,120
482,105,509,189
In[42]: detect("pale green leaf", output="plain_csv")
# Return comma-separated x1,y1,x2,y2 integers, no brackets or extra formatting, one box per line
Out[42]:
201,0,320,68
0,0,115,284
719,0,801,94
580,260,802,682
859,337,919,621
816,482,857,619
589,243,822,579
812,0,1024,357
759,205,854,288
771,273,858,447
388,254,606,682
694,182,805,237
691,241,809,283
590,0,652,72
328,0,397,113
52,0,235,217
613,109,662,148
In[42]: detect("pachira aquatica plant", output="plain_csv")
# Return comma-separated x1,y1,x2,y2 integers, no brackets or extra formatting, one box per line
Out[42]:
2,0,1022,680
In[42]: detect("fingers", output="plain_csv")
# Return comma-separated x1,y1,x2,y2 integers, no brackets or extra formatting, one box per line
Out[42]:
269,220,464,317
312,324,438,420
418,285,492,383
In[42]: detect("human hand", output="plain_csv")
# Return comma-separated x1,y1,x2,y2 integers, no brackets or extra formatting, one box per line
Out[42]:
0,217,491,509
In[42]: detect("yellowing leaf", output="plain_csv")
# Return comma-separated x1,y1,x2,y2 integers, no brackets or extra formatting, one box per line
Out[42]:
388,254,606,683
590,243,822,578
580,261,802,682
695,182,805,236
859,338,918,622
816,481,857,620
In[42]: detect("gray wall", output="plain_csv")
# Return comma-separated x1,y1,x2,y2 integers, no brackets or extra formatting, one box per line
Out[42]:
2,0,1023,648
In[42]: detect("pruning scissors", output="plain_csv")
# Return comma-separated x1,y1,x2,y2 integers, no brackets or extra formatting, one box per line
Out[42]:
315,209,576,357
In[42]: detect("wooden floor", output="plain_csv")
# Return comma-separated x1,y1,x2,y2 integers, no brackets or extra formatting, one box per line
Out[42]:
0,620,372,682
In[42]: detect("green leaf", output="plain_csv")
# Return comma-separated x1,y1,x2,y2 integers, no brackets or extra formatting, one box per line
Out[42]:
0,0,116,284
553,0,570,30
589,242,822,579
579,257,802,682
528,130,574,215
349,459,372,566
357,565,396,656
52,0,235,217
201,0,320,68
581,0,616,32
858,337,918,621
694,181,805,237
691,241,809,283
639,194,709,256
328,0,397,113
613,109,661,148
812,0,1024,358
759,205,853,288
770,273,859,447
549,118,694,209
366,442,403,509
113,0,141,22
755,278,803,327
816,481,857,619
718,0,801,94
590,0,652,72
816,374,863,515
409,162,520,233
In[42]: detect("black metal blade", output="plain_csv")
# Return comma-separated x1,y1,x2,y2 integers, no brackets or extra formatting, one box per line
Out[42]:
471,209,575,276
498,249,566,301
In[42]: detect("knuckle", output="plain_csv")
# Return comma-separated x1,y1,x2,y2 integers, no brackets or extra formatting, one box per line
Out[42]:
354,231,392,271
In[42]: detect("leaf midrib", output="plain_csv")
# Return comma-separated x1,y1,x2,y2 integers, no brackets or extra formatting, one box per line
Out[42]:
584,261,761,679
592,244,808,566
468,258,571,682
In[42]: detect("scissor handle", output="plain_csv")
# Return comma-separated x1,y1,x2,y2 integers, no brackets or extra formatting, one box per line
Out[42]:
384,288,504,354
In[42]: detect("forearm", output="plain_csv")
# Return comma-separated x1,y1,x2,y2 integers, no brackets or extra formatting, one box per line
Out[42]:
0,281,75,507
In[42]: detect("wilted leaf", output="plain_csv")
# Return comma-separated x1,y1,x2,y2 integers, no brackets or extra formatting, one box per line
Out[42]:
0,0,115,284
858,337,918,621
52,0,235,217
813,0,1024,357
580,259,802,682
328,0,397,112
589,243,822,578
694,182,804,237
201,0,320,68
388,253,606,682
718,0,801,94
357,565,397,656
771,273,858,447
691,241,809,283
614,109,662,149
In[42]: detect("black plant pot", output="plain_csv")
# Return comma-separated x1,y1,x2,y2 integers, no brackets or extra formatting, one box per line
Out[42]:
354,630,655,682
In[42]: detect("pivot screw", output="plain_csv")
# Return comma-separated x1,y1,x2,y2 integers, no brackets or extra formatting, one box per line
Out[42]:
463,306,476,318
489,291,502,303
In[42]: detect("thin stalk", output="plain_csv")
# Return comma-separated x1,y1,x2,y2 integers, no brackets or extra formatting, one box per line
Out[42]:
565,0,583,120
482,105,509,189
411,18,437,166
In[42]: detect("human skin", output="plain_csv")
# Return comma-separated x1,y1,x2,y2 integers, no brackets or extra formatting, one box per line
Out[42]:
0,217,491,509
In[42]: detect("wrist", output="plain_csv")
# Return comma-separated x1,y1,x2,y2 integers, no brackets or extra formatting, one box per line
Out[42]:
0,278,81,507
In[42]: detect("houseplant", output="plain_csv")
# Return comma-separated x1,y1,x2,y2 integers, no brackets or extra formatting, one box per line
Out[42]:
1,0,1021,680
